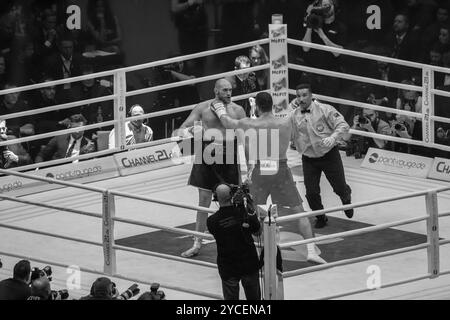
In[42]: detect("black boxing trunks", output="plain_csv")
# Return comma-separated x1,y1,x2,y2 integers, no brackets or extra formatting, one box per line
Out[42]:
250,159,303,207
188,139,240,191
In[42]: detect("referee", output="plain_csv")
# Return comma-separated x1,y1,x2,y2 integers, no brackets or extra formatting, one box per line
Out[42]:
291,83,353,228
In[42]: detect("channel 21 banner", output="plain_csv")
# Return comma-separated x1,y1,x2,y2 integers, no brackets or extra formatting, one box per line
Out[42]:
269,24,290,118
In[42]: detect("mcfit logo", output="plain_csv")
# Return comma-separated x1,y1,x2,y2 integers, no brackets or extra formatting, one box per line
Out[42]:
369,153,379,164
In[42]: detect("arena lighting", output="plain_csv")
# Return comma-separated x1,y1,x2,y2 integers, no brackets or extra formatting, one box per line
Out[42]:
271,14,283,24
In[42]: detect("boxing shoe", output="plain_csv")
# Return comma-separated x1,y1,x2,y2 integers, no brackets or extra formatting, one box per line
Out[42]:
181,238,202,258
314,215,328,228
342,197,354,219
306,253,327,264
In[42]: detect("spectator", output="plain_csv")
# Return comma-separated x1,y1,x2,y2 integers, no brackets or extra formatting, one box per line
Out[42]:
31,8,61,61
0,118,33,168
70,63,113,134
0,82,34,138
384,13,421,82
170,0,208,56
404,0,436,33
207,184,261,300
108,105,153,149
44,34,84,102
436,25,450,52
151,56,200,139
7,38,40,86
0,54,6,86
0,260,31,300
344,108,393,156
249,45,269,89
86,0,122,54
423,5,449,49
35,113,96,163
225,55,260,117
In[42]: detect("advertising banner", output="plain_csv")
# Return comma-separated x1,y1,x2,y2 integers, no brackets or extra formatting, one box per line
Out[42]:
428,157,450,182
361,148,433,179
269,23,290,118
113,142,182,176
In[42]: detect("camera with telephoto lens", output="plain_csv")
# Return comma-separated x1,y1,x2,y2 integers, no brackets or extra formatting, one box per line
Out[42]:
358,116,369,125
31,265,53,282
137,283,166,300
394,123,406,131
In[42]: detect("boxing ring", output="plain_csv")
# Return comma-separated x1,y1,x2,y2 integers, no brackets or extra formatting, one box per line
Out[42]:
1,22,450,299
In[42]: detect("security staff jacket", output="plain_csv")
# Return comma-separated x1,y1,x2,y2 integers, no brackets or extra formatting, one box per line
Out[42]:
291,100,349,158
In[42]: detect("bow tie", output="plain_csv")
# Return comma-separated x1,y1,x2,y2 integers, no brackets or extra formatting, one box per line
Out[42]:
300,109,311,114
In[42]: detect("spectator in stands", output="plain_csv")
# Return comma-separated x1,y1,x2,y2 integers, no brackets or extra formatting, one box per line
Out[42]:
8,38,40,86
0,82,34,138
300,0,346,97
31,8,61,61
86,0,122,54
225,55,260,117
384,13,421,82
151,56,200,139
249,45,269,89
35,113,96,163
404,0,436,34
44,34,84,102
170,0,208,56
108,105,153,149
436,25,450,52
0,260,31,300
0,118,33,169
423,5,449,49
0,54,6,87
344,108,393,157
70,64,113,133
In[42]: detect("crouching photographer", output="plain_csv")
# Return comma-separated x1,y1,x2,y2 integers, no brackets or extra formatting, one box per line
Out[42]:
28,265,69,300
206,183,261,300
80,277,140,300
344,108,393,158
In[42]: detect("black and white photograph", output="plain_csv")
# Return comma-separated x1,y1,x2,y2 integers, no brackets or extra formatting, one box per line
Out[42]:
0,0,449,308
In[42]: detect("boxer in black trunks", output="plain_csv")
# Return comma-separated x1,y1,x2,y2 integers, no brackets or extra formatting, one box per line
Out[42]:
173,78,246,258
211,92,326,264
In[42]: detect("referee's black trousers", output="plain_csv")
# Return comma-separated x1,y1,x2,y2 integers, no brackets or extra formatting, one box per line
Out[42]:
302,147,352,215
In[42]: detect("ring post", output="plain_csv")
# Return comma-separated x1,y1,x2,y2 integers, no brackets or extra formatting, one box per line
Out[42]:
113,70,127,150
102,191,117,275
425,191,439,278
422,67,434,145
264,206,278,300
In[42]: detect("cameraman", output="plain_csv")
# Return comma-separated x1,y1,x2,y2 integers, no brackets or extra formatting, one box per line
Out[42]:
0,260,31,300
207,184,261,300
344,108,393,154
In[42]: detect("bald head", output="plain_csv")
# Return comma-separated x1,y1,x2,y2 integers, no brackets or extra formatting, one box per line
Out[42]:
215,184,232,206
31,277,51,300
214,79,232,104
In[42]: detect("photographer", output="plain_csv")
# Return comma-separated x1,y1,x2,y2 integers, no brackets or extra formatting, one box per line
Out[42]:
0,260,31,300
207,184,261,300
29,265,69,300
80,277,140,300
344,108,393,157
301,0,346,96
